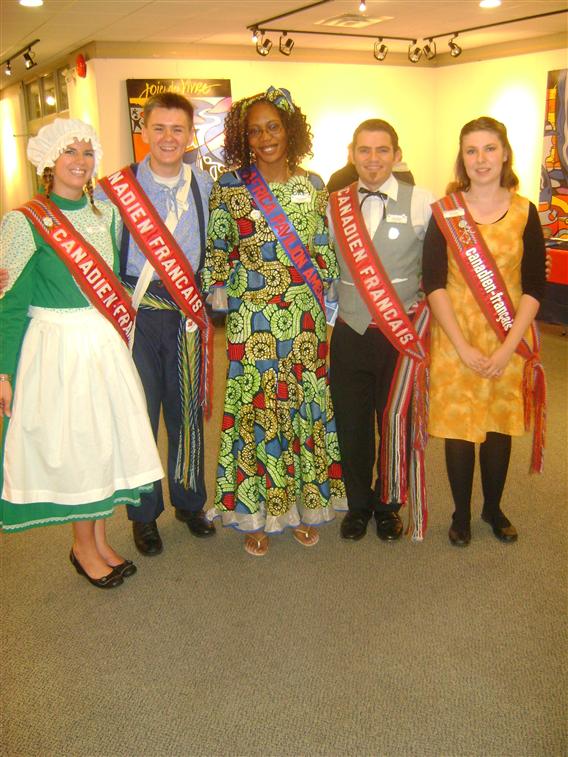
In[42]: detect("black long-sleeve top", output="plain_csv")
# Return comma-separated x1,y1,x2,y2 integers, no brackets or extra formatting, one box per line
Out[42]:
422,200,546,301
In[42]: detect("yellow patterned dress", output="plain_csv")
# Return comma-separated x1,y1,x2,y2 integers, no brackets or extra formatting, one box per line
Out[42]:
427,194,538,443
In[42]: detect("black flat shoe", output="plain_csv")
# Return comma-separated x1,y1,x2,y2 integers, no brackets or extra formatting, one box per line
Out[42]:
340,511,371,541
175,509,216,538
448,525,471,547
481,511,518,543
69,550,123,589
110,559,137,578
132,520,163,555
375,511,403,541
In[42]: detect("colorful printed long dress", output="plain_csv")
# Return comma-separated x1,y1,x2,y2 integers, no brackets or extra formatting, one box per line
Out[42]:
203,170,345,533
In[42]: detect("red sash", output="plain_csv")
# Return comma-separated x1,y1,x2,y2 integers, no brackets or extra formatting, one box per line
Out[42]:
18,196,135,345
329,183,426,362
98,166,208,332
330,183,430,540
431,193,546,473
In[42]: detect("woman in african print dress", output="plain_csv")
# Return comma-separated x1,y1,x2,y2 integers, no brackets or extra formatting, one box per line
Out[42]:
202,86,345,556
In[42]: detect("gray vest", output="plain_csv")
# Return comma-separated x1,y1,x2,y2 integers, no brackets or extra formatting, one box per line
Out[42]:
336,181,423,335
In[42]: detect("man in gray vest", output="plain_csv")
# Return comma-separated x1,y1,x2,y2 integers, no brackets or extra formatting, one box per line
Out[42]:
329,119,435,541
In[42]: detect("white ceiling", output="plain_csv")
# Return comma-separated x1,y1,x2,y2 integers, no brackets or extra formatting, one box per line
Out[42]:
1,0,566,85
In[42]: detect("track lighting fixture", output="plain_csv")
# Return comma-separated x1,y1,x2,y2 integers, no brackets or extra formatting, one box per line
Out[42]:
256,34,273,57
373,39,388,61
247,5,566,63
423,39,436,60
448,34,462,57
5,60,12,76
279,32,294,56
408,41,422,64
23,48,37,69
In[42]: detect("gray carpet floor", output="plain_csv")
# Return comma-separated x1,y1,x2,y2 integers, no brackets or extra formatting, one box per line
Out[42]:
1,324,566,757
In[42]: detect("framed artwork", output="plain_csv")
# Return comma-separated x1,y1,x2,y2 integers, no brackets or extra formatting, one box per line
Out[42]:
125,79,232,180
539,69,568,241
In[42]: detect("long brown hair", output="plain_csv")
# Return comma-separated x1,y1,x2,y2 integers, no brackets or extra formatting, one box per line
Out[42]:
451,116,519,193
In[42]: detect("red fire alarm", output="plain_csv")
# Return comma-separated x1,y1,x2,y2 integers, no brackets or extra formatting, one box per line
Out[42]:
76,54,87,78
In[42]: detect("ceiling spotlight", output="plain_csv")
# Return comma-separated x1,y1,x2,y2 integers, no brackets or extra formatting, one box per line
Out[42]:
279,33,294,56
19,0,44,6
408,41,422,64
359,1,367,11
23,49,37,69
5,60,12,76
423,39,436,60
251,28,259,44
448,34,462,57
256,35,273,57
373,39,388,61
480,0,501,7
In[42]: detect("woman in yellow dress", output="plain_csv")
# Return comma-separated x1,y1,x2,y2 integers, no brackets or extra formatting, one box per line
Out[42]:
422,117,546,546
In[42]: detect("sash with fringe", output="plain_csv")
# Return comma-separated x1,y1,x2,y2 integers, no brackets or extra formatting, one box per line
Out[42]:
99,166,213,489
239,166,325,312
18,196,135,345
431,192,545,473
330,183,430,541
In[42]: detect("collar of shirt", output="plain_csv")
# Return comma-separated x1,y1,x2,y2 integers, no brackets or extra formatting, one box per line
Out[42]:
357,175,398,237
357,173,398,202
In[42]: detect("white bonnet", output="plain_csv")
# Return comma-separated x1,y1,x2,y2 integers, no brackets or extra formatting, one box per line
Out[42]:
27,118,103,176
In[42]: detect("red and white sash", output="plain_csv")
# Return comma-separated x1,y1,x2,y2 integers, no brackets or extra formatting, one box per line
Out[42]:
330,183,430,540
18,196,135,345
98,166,208,332
431,192,546,473
330,183,427,362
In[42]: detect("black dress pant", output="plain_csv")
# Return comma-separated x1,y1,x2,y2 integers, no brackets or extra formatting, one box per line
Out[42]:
126,298,206,523
330,320,404,515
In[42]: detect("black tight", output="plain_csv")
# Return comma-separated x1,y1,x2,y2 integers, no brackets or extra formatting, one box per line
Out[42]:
445,433,512,527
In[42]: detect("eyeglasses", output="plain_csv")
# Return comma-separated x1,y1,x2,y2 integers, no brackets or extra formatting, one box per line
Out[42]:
247,122,283,139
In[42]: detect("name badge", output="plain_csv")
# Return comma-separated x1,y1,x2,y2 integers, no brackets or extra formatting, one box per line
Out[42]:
442,208,465,218
386,213,407,224
291,192,311,204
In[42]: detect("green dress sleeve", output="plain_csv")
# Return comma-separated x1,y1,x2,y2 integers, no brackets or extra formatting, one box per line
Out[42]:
202,181,238,292
0,211,38,374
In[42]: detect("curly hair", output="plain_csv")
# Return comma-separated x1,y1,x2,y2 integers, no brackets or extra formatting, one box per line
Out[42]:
451,116,519,192
42,166,101,215
223,94,313,173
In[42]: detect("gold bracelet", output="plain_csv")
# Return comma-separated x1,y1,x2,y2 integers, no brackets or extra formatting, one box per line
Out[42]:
0,374,12,382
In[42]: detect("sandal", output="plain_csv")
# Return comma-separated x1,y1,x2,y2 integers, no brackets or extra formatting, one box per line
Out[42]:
293,526,320,547
244,532,269,557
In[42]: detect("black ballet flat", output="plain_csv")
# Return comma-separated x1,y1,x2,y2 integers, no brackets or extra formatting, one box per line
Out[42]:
69,550,123,589
110,559,137,578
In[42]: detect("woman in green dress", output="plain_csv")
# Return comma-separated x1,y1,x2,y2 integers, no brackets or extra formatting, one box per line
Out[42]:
203,86,345,556
0,119,163,587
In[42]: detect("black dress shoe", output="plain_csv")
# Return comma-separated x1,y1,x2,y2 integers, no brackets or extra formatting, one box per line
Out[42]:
340,511,371,541
132,520,163,555
110,559,137,578
69,550,123,589
375,511,403,541
175,509,216,538
448,525,471,547
482,511,518,543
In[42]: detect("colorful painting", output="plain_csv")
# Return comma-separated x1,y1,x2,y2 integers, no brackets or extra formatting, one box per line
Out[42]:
539,69,568,240
126,79,232,181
